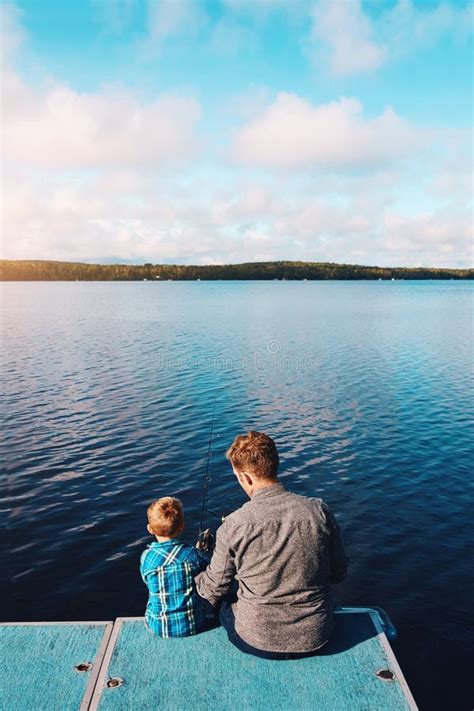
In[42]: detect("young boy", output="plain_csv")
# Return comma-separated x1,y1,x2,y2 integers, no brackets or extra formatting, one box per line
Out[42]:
140,496,210,638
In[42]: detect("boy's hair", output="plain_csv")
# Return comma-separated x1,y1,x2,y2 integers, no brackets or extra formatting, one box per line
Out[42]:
226,431,279,480
147,496,184,537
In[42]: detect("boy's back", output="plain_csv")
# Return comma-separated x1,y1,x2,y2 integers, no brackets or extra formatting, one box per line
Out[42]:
141,497,209,638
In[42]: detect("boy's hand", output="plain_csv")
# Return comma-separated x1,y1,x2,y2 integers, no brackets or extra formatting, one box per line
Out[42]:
196,528,215,554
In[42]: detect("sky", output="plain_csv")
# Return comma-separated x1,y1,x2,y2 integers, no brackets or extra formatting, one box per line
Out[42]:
1,0,473,267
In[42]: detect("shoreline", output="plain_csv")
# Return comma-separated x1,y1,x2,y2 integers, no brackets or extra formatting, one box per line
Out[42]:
1,259,473,281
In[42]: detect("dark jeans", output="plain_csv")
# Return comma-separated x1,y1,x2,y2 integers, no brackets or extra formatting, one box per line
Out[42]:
197,595,221,632
218,599,326,661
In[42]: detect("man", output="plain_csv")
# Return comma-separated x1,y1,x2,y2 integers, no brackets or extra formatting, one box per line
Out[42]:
196,430,348,659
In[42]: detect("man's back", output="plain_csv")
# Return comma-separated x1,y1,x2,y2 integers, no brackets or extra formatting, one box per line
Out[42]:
196,482,348,653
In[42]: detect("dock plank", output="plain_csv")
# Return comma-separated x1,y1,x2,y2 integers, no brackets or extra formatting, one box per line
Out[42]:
0,621,112,711
91,611,417,711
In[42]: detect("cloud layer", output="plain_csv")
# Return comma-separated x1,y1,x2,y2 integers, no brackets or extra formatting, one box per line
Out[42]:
1,2,472,268
3,167,472,268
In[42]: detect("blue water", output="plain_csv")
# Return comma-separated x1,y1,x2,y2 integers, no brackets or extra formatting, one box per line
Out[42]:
1,281,473,709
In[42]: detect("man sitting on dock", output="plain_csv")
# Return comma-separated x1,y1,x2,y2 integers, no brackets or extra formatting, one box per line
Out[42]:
196,431,348,659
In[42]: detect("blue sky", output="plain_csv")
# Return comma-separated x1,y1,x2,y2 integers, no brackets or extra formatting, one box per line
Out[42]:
2,0,473,267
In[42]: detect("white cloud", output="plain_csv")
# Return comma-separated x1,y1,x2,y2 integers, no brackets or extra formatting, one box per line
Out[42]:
384,0,473,56
0,3,26,60
310,0,386,77
2,76,202,168
381,209,473,265
1,4,202,170
208,17,255,55
223,85,273,121
424,128,473,210
309,0,473,77
231,93,426,169
145,0,208,43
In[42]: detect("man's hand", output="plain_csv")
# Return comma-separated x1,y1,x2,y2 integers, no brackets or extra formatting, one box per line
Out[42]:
196,528,215,554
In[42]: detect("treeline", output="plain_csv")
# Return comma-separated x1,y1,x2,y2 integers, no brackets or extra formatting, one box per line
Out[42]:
1,259,472,281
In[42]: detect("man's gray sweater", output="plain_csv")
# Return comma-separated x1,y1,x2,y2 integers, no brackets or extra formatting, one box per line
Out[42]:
196,482,348,653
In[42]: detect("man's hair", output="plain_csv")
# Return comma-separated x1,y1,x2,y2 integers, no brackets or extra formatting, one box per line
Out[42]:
226,431,279,480
147,496,184,537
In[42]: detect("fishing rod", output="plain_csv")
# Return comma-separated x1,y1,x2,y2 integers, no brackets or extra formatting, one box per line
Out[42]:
198,396,217,539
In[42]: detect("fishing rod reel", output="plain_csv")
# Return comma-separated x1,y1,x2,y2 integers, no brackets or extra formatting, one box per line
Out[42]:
197,509,226,553
196,527,215,554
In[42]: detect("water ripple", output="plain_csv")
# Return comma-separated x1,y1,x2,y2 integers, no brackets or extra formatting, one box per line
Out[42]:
1,281,473,710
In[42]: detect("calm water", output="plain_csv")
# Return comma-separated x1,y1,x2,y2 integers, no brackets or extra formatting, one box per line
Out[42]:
1,281,473,709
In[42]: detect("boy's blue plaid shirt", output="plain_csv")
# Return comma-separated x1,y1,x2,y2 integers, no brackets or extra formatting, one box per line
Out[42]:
140,539,209,637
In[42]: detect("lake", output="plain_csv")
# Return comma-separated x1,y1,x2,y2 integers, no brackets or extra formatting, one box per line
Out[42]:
1,280,473,710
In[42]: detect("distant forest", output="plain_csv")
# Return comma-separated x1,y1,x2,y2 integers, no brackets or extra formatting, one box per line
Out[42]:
1,260,472,281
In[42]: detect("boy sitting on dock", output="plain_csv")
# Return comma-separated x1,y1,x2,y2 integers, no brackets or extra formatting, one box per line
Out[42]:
140,496,210,638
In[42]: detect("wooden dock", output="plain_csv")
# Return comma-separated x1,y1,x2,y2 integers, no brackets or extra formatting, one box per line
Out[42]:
0,608,417,710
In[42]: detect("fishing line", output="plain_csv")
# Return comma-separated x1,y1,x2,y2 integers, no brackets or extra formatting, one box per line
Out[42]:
198,396,217,536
